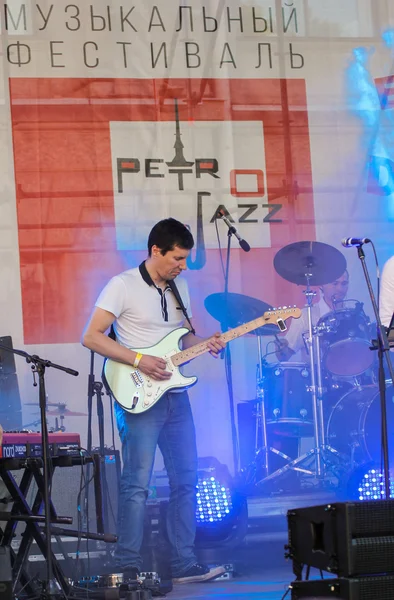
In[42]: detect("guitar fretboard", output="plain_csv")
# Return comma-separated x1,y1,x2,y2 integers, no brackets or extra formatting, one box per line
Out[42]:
171,307,300,367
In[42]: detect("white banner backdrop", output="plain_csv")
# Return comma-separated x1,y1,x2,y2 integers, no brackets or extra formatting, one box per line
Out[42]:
1,0,394,472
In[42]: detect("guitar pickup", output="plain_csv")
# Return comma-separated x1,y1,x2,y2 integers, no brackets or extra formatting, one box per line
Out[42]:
131,371,143,387
277,318,287,332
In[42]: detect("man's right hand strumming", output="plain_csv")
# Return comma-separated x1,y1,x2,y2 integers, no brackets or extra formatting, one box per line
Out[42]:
137,355,172,381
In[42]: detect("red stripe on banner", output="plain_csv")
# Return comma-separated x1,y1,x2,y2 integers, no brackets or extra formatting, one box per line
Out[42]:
9,78,315,344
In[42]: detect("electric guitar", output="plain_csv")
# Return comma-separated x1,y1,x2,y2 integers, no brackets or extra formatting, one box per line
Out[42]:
103,306,301,414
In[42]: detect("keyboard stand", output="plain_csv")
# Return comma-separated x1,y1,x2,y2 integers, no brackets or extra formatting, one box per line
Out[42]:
0,455,85,597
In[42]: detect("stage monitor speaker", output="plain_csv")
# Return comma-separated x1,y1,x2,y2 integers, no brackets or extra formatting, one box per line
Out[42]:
291,574,394,600
287,500,394,578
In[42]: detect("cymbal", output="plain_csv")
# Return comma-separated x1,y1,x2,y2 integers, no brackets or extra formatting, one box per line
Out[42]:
274,241,347,286
25,402,87,417
204,292,279,336
47,409,87,417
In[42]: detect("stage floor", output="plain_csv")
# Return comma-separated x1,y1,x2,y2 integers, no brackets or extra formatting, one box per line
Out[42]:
169,567,293,599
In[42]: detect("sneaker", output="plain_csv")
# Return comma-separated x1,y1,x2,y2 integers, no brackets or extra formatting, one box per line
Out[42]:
172,564,225,584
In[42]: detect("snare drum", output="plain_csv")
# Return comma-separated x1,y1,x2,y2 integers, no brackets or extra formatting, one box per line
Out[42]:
264,362,313,438
326,384,394,464
317,308,373,377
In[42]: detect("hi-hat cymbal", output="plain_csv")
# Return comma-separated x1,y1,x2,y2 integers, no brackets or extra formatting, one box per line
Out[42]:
204,292,279,336
274,241,347,286
46,409,87,417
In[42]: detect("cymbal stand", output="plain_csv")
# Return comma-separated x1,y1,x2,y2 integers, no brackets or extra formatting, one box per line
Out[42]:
256,277,347,488
314,325,326,450
240,336,296,488
254,336,270,477
237,336,274,488
305,282,323,477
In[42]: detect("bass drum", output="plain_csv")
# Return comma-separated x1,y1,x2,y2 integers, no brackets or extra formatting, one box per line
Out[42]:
326,384,394,464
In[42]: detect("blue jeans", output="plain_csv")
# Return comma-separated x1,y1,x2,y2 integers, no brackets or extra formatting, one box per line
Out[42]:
113,390,198,576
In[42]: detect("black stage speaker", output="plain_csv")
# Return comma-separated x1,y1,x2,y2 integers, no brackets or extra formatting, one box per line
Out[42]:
0,546,12,600
50,449,121,534
287,500,394,578
291,575,394,600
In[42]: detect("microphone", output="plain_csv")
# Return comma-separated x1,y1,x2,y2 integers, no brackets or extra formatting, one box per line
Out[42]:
216,210,251,252
341,237,371,247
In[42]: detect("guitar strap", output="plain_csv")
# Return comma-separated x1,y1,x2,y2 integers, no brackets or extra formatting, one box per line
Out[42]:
108,281,195,339
168,279,196,335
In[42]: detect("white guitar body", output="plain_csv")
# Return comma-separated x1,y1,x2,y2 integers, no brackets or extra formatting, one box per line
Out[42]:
103,306,301,415
103,327,196,415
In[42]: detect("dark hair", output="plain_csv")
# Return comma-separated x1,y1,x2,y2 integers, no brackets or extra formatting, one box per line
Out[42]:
147,218,194,256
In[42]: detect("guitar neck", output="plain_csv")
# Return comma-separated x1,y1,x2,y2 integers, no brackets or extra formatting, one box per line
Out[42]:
172,314,273,367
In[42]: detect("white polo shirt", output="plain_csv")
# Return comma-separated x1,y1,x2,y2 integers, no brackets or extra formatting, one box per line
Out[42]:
95,262,192,350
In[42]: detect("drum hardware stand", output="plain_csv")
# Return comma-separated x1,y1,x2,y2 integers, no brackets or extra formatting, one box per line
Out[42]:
354,242,394,498
255,275,349,489
252,336,274,480
0,340,79,599
253,341,270,478
238,336,290,488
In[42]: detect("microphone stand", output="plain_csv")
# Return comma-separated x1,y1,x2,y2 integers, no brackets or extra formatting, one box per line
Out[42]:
85,351,110,537
355,244,394,498
0,341,78,599
222,228,239,474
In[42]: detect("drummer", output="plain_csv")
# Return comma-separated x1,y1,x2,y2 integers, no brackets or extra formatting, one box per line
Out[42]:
275,270,349,362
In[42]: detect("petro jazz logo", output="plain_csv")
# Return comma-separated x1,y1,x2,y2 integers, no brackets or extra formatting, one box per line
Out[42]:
110,99,281,268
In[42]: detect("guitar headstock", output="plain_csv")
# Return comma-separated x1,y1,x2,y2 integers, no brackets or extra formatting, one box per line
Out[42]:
263,306,302,329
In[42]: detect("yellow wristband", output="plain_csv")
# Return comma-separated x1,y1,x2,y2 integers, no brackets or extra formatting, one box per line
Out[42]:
133,352,143,368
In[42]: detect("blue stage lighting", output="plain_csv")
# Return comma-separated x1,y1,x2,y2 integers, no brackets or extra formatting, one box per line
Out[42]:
356,468,394,501
196,475,233,525
347,464,394,501
195,457,248,547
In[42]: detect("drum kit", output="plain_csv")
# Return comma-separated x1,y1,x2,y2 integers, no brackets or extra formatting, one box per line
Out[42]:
24,401,87,432
207,240,382,491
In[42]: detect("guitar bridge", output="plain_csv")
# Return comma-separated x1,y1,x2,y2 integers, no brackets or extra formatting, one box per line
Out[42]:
131,370,143,388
